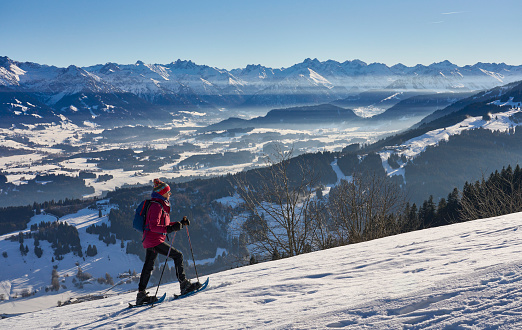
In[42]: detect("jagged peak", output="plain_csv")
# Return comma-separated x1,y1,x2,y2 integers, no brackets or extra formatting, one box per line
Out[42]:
342,59,368,68
65,65,83,73
0,56,14,67
303,58,321,64
367,62,388,68
430,60,457,68
169,59,201,70
100,62,121,74
245,64,264,70
471,62,510,70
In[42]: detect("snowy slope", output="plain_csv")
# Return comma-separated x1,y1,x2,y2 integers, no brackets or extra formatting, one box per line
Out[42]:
0,203,143,315
380,101,522,179
2,210,522,328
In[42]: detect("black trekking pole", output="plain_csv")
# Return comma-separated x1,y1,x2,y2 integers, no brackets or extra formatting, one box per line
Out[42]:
185,226,200,283
152,231,176,307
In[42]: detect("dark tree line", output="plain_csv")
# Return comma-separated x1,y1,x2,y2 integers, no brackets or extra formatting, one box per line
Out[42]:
11,221,83,258
404,127,522,204
86,222,117,246
0,173,95,207
0,198,95,235
410,164,522,229
0,205,33,235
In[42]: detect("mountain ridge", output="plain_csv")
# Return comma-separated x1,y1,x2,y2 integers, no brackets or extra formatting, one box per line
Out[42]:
2,56,522,128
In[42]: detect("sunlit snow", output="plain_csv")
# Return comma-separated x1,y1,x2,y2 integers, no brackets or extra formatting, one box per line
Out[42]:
2,209,522,328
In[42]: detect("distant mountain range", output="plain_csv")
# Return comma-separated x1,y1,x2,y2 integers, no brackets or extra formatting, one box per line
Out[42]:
1,56,522,127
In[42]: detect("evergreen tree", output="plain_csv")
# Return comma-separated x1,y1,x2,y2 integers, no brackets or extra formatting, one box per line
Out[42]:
20,242,26,256
409,203,419,230
419,196,436,229
445,188,461,222
434,198,448,227
34,246,43,258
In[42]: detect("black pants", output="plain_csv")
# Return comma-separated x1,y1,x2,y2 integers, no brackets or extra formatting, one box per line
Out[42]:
138,242,186,292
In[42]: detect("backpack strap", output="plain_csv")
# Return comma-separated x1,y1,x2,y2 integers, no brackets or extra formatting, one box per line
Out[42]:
143,200,167,236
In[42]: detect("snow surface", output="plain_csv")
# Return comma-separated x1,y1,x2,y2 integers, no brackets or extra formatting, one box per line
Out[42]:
3,210,522,328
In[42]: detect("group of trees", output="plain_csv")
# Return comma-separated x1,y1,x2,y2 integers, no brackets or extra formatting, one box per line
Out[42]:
234,146,522,263
0,198,94,236
73,147,181,172
460,165,522,221
176,151,255,169
86,244,98,257
11,220,83,259
0,205,33,235
86,222,117,246
411,165,522,225
404,127,522,204
236,149,321,257
0,173,95,207
326,173,407,245
235,150,409,260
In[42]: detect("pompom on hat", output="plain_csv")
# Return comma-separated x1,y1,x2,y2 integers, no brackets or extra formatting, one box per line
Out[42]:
153,178,170,196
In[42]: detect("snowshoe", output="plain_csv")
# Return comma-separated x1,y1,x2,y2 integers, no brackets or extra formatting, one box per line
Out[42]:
129,293,166,308
180,279,202,295
174,277,209,300
136,290,158,305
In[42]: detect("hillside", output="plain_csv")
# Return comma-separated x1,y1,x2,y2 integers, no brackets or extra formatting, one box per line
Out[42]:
202,104,362,131
358,81,522,203
2,210,522,328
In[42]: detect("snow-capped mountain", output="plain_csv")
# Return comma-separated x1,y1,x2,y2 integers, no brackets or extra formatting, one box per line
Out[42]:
2,56,522,127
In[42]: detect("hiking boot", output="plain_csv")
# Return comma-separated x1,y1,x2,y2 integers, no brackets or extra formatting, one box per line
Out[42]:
136,290,158,305
180,279,202,295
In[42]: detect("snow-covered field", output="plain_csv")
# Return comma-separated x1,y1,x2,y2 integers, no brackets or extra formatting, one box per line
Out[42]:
2,210,522,328
0,120,397,199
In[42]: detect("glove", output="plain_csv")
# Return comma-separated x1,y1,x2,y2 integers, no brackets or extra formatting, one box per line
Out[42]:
180,216,190,226
167,222,182,233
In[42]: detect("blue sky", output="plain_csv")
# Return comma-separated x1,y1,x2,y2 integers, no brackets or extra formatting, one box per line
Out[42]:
2,0,521,69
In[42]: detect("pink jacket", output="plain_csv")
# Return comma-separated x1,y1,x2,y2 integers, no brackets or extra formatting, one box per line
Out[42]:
142,198,171,249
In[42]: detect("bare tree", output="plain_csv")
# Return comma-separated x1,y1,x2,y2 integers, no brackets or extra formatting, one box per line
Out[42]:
460,169,522,221
308,199,338,250
234,148,320,258
327,172,407,244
